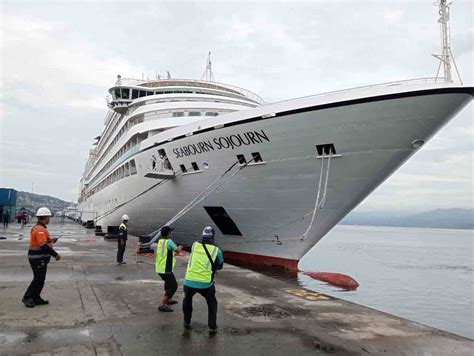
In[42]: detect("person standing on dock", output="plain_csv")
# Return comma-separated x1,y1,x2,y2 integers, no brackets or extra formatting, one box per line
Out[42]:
182,226,224,335
117,215,129,265
21,212,27,228
156,226,183,312
3,210,9,228
22,207,61,308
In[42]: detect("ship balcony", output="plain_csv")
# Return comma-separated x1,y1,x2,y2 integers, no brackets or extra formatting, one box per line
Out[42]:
106,95,131,113
144,169,175,179
144,160,175,179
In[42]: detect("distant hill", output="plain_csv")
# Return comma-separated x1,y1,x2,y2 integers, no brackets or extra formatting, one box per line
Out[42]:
16,191,76,213
341,208,474,230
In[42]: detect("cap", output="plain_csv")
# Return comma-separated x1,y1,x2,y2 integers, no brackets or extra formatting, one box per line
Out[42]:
160,226,174,237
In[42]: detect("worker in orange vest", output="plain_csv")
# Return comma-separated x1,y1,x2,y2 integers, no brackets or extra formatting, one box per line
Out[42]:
22,207,61,308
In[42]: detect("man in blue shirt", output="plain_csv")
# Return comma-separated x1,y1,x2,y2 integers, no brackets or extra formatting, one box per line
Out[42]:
182,226,224,334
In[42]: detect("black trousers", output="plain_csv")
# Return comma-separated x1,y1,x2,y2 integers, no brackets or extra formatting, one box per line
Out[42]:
183,284,218,330
3,220,7,228
24,258,49,300
117,239,126,263
159,273,178,299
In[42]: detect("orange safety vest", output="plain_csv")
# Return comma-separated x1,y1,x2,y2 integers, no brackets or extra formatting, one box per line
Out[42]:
28,224,53,258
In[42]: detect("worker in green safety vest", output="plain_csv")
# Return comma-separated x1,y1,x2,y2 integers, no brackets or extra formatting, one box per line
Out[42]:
156,226,182,312
182,226,224,335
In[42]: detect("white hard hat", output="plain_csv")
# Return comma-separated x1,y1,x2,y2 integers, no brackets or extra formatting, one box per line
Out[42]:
36,207,52,217
122,214,129,221
202,226,215,238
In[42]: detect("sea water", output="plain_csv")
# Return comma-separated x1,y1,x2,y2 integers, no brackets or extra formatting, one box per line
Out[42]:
299,225,474,339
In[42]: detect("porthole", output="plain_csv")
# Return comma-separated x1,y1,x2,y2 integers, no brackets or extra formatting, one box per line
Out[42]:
203,162,210,169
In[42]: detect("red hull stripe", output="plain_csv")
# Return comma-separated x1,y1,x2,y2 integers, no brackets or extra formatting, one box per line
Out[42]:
223,251,299,271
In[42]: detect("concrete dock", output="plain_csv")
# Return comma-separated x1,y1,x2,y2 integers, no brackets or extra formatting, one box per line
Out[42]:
0,219,472,355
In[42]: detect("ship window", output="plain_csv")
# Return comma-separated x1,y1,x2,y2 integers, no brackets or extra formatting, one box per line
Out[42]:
205,112,219,116
180,165,187,173
146,91,154,96
130,160,137,175
121,88,130,99
191,162,199,171
132,90,139,99
172,112,185,117
316,143,336,156
114,88,120,99
251,152,263,163
139,90,147,97
188,112,202,117
203,206,243,236
236,154,246,165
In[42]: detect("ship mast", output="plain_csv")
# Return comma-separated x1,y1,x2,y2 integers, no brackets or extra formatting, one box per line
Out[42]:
432,0,462,84
201,51,215,82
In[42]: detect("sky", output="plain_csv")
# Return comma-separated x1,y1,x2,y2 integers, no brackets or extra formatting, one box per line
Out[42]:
0,0,472,213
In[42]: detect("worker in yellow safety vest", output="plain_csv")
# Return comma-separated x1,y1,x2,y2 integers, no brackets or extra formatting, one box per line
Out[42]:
117,215,129,265
182,226,224,335
156,226,183,312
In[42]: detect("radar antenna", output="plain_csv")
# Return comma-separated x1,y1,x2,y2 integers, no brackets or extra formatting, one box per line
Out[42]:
201,52,215,82
432,0,462,84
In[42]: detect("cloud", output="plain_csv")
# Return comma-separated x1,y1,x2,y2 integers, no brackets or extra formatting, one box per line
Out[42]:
383,8,404,25
0,1,472,210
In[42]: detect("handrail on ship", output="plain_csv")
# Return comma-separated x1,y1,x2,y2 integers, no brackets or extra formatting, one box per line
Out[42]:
296,77,453,102
111,78,265,105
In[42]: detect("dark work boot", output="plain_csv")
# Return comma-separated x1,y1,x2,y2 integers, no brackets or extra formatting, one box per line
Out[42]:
34,297,49,305
22,297,35,308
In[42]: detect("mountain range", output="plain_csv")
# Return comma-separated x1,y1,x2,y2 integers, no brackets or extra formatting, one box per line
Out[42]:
16,191,76,213
341,208,473,230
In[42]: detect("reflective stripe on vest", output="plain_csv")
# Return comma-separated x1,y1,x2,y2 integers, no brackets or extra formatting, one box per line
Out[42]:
119,223,127,230
185,242,218,284
155,239,176,273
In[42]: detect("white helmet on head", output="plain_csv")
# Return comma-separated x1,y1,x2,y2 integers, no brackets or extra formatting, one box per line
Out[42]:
122,214,129,221
36,207,52,217
202,226,215,238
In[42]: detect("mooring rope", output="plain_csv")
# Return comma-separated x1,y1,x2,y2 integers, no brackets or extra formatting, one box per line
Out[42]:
141,157,256,247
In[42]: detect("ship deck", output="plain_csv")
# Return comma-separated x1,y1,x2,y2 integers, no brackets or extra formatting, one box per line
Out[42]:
0,218,471,355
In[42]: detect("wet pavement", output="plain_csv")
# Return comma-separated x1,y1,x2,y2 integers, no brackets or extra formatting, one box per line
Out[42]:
0,218,472,355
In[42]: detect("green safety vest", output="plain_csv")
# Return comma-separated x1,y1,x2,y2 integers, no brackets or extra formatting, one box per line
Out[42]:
185,242,219,284
155,239,176,273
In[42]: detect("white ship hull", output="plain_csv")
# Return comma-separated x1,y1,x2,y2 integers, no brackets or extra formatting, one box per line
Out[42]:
78,83,472,270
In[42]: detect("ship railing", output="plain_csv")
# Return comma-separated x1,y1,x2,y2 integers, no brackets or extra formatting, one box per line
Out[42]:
299,77,453,101
111,78,265,105
106,94,131,107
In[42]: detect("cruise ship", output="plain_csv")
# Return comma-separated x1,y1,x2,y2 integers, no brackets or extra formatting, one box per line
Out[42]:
77,2,472,270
